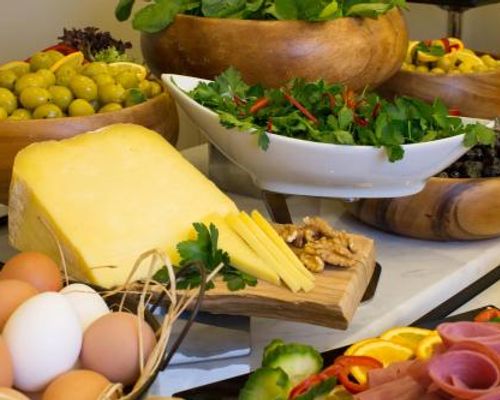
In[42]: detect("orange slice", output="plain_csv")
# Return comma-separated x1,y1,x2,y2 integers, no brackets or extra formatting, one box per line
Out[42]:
349,339,414,385
416,332,443,360
379,326,433,352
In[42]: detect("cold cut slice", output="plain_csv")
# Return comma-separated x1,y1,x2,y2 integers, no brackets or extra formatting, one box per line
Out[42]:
438,322,500,353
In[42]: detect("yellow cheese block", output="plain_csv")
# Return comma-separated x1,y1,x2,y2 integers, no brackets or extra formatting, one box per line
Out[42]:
239,212,314,292
8,124,238,288
251,210,314,281
202,214,280,285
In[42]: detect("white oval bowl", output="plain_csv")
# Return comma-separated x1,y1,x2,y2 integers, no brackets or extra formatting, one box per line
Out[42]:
163,73,492,198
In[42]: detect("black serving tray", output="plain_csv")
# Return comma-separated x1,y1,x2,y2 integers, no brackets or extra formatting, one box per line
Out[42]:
175,305,498,399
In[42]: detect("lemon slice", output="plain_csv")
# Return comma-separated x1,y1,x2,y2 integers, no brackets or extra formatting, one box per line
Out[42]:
108,62,147,80
455,50,484,67
448,37,464,51
349,339,414,385
0,61,30,77
416,332,443,360
405,41,419,64
379,326,433,352
50,51,85,73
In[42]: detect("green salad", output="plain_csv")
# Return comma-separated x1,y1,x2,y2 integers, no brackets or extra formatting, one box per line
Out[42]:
116,0,405,33
187,67,495,162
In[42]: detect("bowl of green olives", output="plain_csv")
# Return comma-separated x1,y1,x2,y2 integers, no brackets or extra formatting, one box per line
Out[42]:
0,50,179,204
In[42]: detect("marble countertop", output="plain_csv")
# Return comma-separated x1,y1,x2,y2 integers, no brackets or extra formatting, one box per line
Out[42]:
0,146,498,397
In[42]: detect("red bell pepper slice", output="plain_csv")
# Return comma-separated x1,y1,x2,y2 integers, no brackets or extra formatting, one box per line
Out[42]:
249,97,270,113
334,355,383,394
288,374,323,399
475,307,500,322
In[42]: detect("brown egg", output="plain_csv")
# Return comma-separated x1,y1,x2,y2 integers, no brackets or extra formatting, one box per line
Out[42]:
0,252,62,292
0,336,13,387
0,387,30,399
0,280,39,330
42,370,113,400
80,312,157,386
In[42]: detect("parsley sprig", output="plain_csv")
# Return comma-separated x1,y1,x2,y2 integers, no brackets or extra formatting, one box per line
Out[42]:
188,67,496,162
154,223,257,291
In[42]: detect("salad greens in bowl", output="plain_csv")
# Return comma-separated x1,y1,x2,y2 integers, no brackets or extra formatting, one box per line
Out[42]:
162,69,495,199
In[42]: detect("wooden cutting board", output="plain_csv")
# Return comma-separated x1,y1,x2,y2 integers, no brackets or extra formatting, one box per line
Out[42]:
200,233,376,329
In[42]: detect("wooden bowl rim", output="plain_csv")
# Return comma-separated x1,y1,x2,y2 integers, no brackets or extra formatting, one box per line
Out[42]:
167,8,402,28
430,176,500,183
395,67,500,80
0,92,170,128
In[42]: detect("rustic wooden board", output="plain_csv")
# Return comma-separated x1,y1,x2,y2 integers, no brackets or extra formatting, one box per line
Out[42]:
199,234,376,329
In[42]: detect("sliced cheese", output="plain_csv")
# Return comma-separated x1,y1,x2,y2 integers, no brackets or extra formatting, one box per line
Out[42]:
226,213,301,293
8,123,239,288
202,214,280,285
239,212,314,292
251,210,314,281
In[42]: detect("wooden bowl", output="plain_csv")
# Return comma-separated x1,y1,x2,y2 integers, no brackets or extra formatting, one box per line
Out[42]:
377,69,500,119
347,177,500,241
141,9,408,90
0,92,179,204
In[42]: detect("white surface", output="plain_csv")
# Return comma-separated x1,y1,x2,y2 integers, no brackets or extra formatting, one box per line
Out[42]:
163,73,480,198
0,146,499,396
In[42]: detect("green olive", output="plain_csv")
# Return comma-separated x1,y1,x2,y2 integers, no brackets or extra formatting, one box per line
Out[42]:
98,102,123,113
0,107,7,120
93,73,115,87
98,83,125,104
7,62,30,77
45,50,64,65
30,52,55,72
0,88,18,114
82,62,109,78
55,65,78,86
20,87,52,110
15,73,47,95
68,99,95,116
36,69,56,87
48,85,73,111
115,71,139,89
69,75,98,101
8,108,32,120
33,103,63,119
0,70,17,90
124,88,146,108
148,81,162,98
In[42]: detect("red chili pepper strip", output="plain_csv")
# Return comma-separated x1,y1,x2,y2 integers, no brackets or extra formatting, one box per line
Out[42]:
233,95,247,107
343,88,357,110
267,117,273,132
327,92,336,110
441,38,451,53
334,355,384,394
249,97,270,114
288,374,323,399
42,43,79,55
354,116,369,127
372,102,381,119
284,93,318,124
448,108,461,116
475,307,500,322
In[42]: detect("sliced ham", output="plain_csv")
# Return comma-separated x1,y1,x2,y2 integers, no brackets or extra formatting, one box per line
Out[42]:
428,341,500,399
354,375,429,400
368,360,416,388
438,322,500,354
476,387,500,400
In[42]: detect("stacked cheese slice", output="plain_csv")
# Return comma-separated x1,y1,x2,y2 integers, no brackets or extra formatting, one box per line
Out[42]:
8,123,313,291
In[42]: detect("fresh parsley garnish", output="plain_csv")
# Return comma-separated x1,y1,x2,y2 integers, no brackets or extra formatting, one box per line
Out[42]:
415,42,446,57
117,0,406,33
188,67,496,162
153,222,257,291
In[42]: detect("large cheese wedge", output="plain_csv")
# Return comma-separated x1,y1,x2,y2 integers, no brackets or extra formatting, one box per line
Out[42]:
8,124,238,288
202,214,280,285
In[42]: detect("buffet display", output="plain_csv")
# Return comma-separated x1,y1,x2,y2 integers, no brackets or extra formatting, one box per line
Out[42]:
0,0,499,398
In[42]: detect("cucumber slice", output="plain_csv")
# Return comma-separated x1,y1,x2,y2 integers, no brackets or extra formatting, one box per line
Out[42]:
239,367,290,400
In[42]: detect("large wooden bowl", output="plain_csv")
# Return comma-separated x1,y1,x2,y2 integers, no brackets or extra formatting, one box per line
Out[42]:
378,69,500,119
0,92,179,204
347,177,500,241
141,9,408,90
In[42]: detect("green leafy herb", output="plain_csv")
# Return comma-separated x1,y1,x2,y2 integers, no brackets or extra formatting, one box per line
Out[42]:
295,377,337,400
491,317,500,323
94,46,133,63
153,222,257,291
117,0,405,33
188,67,496,162
415,42,446,57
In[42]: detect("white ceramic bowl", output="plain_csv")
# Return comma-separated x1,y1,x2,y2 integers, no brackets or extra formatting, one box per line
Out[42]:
163,73,492,198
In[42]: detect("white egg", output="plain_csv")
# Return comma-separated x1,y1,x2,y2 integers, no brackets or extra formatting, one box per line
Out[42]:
3,292,82,392
60,283,110,331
